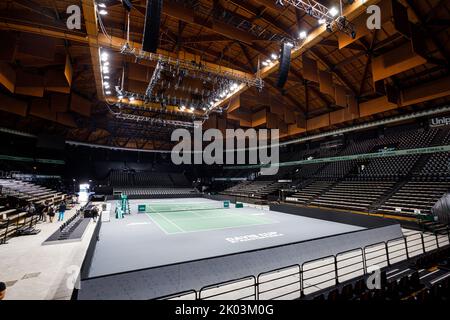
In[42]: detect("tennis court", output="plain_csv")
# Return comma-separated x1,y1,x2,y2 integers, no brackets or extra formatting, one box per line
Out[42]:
143,202,276,234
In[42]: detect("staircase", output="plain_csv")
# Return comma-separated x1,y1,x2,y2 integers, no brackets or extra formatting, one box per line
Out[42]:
370,180,408,214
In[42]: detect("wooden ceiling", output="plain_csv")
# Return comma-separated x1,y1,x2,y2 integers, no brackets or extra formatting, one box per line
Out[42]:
0,0,449,150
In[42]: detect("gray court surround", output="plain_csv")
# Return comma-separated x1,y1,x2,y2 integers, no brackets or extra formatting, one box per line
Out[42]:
78,198,403,300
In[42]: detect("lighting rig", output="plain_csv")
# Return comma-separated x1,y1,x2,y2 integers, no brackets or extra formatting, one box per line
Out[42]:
119,44,264,115
121,44,264,90
277,0,357,39
113,112,201,129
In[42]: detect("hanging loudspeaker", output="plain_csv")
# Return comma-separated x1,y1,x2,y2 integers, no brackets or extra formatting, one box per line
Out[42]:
277,43,291,89
142,0,163,53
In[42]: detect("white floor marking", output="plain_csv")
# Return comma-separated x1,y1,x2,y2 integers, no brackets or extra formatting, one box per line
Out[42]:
155,212,186,233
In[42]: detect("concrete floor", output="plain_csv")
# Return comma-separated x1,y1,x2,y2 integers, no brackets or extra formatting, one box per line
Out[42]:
0,204,98,300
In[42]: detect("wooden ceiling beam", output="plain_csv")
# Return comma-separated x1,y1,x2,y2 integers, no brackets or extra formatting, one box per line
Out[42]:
81,0,104,101
405,0,450,63
226,0,294,39
215,0,381,108
309,47,358,95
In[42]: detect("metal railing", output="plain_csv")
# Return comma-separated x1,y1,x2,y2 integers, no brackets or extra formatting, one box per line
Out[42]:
155,229,450,300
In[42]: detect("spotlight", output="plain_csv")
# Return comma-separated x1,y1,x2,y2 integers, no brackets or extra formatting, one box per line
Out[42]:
118,95,124,99
103,75,110,80
101,52,108,62
190,107,195,111
318,18,326,25
103,61,110,67
329,7,339,17
129,96,135,102
262,61,269,66
271,53,278,60
299,31,307,39
105,90,111,95
98,9,108,15
97,3,106,8
326,23,333,33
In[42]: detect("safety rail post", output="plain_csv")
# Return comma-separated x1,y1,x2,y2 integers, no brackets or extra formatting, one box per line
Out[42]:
385,242,391,266
299,267,304,298
334,256,339,286
435,232,440,248
404,237,409,260
257,264,301,300
421,233,426,253
362,249,367,274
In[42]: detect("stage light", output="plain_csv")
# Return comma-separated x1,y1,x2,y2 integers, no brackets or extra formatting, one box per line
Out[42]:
129,96,135,102
286,42,294,47
103,75,110,79
118,95,124,100
98,9,108,15
101,52,108,62
318,18,326,25
105,90,111,95
190,107,195,111
102,67,109,74
299,31,307,39
271,53,278,60
262,61,269,66
103,61,110,67
326,23,333,33
97,3,106,8
202,107,206,111
329,7,339,17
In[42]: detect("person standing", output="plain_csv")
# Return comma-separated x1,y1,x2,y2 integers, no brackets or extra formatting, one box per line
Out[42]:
0,282,6,300
48,203,55,223
41,202,48,222
58,201,67,222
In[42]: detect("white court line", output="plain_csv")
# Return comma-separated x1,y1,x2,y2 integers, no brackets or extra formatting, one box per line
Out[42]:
144,212,170,235
156,212,186,233
146,207,185,234
430,272,450,285
420,269,440,280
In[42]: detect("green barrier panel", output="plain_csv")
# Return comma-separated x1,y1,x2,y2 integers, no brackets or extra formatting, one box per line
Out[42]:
224,201,230,208
236,202,244,208
138,204,146,213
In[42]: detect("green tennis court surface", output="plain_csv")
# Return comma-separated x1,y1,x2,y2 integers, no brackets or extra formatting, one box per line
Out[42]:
145,207,276,234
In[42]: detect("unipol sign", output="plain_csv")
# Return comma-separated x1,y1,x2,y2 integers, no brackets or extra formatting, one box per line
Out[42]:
430,117,450,128
171,121,279,176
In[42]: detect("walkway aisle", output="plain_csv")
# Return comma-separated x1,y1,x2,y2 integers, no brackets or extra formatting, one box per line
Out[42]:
0,204,98,300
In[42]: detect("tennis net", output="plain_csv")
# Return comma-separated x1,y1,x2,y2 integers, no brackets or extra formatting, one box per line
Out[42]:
140,201,230,213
